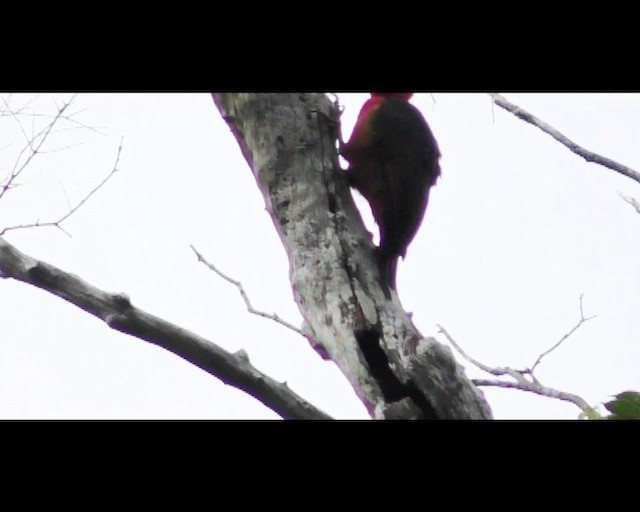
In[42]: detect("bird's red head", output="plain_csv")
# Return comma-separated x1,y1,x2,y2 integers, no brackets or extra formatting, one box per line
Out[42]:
346,93,415,151
370,92,413,101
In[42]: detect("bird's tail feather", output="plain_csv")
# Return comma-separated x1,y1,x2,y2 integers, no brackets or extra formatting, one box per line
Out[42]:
375,249,398,300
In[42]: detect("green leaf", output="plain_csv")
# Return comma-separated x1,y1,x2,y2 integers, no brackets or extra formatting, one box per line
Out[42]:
604,391,640,420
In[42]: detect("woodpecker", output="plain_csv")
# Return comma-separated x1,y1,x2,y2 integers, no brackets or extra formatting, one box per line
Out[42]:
340,93,441,297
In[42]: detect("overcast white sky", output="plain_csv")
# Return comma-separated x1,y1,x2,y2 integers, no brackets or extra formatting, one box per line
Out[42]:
1,92,639,419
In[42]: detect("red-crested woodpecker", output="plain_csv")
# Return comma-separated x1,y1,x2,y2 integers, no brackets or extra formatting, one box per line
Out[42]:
341,93,441,296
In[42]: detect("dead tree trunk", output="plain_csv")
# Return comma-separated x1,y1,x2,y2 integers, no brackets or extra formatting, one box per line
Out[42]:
213,93,492,420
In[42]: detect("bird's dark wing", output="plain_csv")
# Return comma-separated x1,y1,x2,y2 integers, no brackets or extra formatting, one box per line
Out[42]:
371,98,441,259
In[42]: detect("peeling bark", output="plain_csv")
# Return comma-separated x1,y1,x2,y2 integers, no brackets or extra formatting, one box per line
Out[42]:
213,93,492,419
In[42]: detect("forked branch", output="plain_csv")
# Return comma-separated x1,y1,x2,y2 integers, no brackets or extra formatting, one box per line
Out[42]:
439,295,597,416
0,95,76,201
1,138,123,237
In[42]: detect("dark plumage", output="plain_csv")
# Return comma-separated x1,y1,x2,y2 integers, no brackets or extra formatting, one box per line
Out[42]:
341,93,441,296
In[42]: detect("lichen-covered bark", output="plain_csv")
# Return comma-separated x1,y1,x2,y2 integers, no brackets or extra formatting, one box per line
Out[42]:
214,93,492,419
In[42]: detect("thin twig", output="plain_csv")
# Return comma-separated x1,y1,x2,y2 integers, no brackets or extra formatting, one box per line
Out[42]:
530,294,596,374
489,93,640,185
0,95,75,201
0,137,123,237
0,237,331,420
190,245,304,336
619,191,640,214
0,94,40,118
59,179,72,212
2,105,106,136
439,294,596,416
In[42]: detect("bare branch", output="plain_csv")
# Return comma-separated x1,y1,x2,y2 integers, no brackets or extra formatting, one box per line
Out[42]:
59,179,72,212
530,294,596,374
619,191,640,214
0,95,76,200
190,245,305,336
0,237,331,420
472,379,593,412
489,93,640,185
0,100,106,136
439,296,596,417
437,325,503,376
0,94,40,118
437,325,533,386
0,137,123,237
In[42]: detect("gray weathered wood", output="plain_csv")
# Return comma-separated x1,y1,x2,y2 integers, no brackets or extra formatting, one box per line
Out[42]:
213,93,492,419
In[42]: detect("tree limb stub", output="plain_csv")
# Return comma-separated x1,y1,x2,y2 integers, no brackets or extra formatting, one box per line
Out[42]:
0,237,330,420
214,93,492,419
